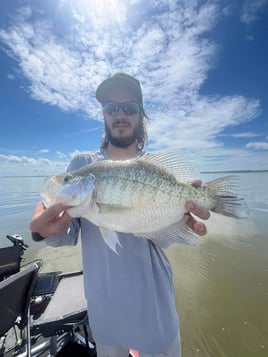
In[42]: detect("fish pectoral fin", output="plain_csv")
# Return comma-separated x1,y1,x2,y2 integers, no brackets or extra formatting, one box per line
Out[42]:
97,203,132,214
134,220,199,249
99,227,122,254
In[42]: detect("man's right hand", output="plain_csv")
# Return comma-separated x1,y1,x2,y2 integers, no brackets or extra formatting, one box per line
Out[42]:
30,201,73,238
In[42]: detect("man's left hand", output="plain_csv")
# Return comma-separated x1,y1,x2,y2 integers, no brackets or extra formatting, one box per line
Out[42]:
185,179,210,236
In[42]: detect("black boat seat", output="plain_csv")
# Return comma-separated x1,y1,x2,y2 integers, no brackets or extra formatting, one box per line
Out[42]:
0,245,21,281
0,261,41,336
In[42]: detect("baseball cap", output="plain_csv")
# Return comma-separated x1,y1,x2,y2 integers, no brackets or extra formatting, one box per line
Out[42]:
96,73,143,104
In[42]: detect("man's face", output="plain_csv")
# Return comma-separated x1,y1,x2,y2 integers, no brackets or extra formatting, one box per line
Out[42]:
102,89,143,148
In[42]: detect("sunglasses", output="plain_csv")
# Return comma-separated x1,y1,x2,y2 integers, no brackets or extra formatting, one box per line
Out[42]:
102,101,142,116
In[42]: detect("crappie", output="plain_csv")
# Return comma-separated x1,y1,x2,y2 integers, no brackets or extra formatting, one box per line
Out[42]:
41,152,248,252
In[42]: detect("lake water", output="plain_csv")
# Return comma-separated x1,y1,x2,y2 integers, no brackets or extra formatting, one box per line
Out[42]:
0,173,267,356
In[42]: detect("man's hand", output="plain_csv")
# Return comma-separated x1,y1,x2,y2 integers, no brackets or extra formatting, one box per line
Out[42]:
30,201,73,238
185,179,210,236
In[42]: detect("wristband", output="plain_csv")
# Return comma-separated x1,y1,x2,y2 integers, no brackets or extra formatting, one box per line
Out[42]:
32,232,46,241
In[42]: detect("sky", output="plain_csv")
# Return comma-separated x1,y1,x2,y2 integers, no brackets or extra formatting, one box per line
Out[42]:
0,0,267,176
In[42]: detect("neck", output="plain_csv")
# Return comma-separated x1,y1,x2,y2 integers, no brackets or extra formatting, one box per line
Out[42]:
105,142,139,160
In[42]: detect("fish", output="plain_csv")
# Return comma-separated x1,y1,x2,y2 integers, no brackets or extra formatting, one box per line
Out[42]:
41,152,248,253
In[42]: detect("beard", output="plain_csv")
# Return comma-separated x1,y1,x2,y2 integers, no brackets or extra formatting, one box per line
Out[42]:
105,122,140,148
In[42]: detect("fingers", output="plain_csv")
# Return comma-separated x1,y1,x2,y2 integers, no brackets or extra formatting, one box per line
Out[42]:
186,214,207,236
42,202,73,220
32,201,46,216
46,211,72,235
30,201,73,237
31,201,67,217
185,200,210,236
185,201,210,220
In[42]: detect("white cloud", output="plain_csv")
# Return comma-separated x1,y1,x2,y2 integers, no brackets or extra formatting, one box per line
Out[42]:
0,0,265,172
230,132,261,138
148,95,260,151
0,0,253,120
240,0,268,26
0,154,23,163
195,146,268,172
56,151,69,160
246,142,268,150
0,153,67,176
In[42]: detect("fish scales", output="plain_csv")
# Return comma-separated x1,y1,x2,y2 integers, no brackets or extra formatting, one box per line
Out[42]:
81,160,190,233
41,152,248,252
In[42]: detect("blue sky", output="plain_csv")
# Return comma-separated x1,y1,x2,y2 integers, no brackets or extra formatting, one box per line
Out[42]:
0,0,267,176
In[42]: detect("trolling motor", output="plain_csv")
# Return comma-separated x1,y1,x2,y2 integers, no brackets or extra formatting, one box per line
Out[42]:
6,233,29,251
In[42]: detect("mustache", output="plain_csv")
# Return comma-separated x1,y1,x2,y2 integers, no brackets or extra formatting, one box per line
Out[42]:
112,120,130,127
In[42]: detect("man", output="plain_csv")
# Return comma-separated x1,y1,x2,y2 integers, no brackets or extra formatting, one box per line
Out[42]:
30,73,210,357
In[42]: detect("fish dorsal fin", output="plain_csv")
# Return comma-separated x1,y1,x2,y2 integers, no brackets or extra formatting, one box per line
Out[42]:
137,152,199,181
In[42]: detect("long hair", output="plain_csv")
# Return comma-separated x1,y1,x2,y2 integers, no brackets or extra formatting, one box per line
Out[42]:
100,111,149,151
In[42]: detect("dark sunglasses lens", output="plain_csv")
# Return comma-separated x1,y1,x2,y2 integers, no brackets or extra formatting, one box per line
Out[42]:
102,102,141,115
103,103,118,115
123,102,140,115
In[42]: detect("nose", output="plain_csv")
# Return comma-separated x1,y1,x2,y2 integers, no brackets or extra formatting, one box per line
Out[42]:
115,107,127,119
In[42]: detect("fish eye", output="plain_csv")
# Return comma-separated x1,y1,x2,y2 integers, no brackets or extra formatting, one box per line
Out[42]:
64,174,73,183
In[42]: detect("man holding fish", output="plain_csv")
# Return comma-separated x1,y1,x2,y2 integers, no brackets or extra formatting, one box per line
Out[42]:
30,73,211,357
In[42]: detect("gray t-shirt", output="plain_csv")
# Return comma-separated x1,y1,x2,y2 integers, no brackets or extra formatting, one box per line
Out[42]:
45,151,179,354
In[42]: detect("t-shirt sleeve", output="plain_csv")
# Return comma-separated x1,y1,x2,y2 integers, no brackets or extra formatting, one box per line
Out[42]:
44,153,96,247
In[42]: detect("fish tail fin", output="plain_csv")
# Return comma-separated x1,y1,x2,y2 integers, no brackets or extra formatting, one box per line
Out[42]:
206,176,249,219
